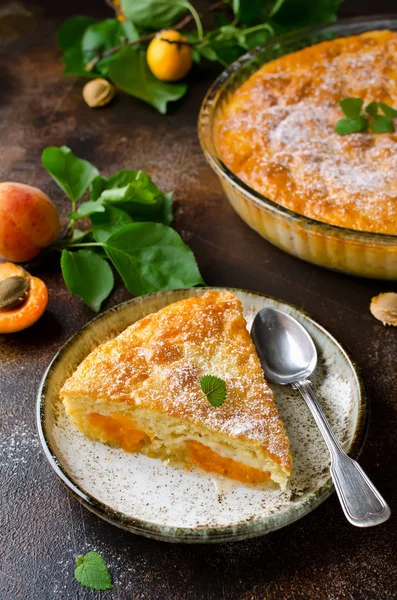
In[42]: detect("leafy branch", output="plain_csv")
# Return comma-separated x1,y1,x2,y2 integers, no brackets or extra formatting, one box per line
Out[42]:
59,0,344,113
85,0,217,71
42,146,204,311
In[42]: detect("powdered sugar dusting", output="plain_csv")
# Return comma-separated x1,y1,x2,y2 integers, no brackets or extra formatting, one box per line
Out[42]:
41,289,364,538
0,421,41,472
61,291,291,467
216,31,397,233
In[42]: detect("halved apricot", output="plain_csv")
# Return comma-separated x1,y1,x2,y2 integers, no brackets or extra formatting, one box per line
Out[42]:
0,262,48,333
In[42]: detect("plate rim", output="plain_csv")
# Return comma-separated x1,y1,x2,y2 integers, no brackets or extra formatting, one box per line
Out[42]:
36,287,368,543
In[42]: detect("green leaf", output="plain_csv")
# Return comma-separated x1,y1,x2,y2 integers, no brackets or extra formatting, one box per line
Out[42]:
81,19,125,76
69,200,106,220
232,0,283,26
241,24,273,50
54,228,93,248
91,170,145,200
365,101,378,117
60,19,125,77
191,48,202,64
58,15,95,51
74,552,112,591
209,38,246,67
42,146,99,202
214,13,233,28
120,0,186,30
162,192,174,226
100,183,158,206
100,182,166,221
62,44,98,78
196,44,218,62
61,250,114,311
91,206,133,242
194,23,273,65
108,47,187,114
270,0,342,33
91,170,173,224
69,228,92,243
120,20,140,42
200,375,227,408
370,115,395,133
335,116,368,136
378,102,397,118
104,222,204,296
339,97,363,118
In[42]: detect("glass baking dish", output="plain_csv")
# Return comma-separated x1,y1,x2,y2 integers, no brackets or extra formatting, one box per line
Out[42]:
198,16,397,279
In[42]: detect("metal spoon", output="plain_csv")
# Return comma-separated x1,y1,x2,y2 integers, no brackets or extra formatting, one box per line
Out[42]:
251,307,390,528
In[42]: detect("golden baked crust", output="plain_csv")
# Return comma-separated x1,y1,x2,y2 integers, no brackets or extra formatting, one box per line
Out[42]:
60,291,291,485
215,31,397,234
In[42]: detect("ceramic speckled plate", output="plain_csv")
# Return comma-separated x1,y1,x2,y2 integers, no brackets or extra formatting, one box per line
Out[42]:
37,288,367,543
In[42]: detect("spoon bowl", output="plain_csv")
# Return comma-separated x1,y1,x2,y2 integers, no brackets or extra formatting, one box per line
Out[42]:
251,308,317,385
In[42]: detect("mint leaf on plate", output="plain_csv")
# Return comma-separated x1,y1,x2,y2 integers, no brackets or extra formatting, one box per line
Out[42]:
61,249,114,311
74,552,112,591
108,47,187,114
42,146,99,202
104,222,204,296
200,375,227,408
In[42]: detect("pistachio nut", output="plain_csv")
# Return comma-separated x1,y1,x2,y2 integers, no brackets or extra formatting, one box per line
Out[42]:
370,292,397,326
0,275,30,309
82,78,115,108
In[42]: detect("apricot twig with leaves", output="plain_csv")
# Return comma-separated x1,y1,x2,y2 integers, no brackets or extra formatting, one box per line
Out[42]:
85,1,222,72
41,145,204,311
58,0,344,113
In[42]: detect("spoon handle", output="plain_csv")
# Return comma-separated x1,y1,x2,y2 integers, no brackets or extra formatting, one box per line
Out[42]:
293,380,390,527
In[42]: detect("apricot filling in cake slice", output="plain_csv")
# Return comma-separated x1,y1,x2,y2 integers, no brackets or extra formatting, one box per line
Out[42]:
60,291,291,488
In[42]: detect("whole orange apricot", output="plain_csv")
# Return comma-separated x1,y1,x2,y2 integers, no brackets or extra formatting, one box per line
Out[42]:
147,30,192,82
0,182,60,262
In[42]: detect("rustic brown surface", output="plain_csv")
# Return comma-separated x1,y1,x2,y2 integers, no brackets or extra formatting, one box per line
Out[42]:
0,1,396,599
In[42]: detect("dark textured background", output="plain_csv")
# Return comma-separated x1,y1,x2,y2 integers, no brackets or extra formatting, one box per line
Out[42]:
0,1,396,599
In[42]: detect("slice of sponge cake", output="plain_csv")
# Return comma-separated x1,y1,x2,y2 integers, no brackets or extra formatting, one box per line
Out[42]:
60,291,291,488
